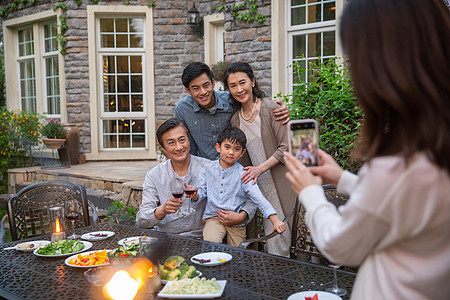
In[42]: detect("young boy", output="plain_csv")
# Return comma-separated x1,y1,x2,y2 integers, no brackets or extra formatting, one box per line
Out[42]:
191,127,286,247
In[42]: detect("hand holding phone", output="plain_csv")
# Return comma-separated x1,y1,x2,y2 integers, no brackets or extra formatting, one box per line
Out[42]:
287,119,319,166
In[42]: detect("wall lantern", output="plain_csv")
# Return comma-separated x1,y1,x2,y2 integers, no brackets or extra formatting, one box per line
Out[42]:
187,3,200,25
187,2,203,36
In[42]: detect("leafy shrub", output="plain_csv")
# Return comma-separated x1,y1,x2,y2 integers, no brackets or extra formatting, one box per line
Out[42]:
278,58,363,173
0,109,42,193
210,61,232,84
40,119,66,139
106,201,137,225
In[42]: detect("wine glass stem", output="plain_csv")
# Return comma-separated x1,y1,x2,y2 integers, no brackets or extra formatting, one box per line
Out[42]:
72,220,75,236
333,267,338,289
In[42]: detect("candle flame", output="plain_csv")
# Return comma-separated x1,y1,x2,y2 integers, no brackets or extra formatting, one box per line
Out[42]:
55,218,61,233
105,271,139,300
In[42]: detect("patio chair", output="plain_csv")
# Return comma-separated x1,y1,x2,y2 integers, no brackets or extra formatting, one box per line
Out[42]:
239,184,348,262
0,180,98,243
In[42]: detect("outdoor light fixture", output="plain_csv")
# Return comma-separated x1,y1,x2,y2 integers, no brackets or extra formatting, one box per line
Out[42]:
187,2,200,25
187,2,203,36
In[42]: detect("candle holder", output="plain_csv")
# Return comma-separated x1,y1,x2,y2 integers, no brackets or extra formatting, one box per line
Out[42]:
49,207,66,243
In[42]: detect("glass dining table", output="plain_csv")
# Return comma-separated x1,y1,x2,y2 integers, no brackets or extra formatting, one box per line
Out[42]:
0,222,356,299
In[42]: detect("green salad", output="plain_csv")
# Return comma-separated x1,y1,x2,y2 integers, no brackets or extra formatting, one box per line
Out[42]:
36,240,85,255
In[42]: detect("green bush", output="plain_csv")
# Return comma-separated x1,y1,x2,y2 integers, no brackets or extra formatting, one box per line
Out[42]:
278,58,363,173
0,109,42,193
40,119,66,139
106,201,137,225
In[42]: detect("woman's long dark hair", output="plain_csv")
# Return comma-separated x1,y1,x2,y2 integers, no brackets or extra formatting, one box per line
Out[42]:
341,0,450,173
223,62,265,103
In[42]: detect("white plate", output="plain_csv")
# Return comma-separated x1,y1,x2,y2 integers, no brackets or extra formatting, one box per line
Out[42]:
33,241,93,257
190,252,232,266
117,236,158,247
158,280,226,298
14,241,51,252
64,250,112,268
117,236,143,246
287,291,342,300
81,231,115,241
161,272,203,285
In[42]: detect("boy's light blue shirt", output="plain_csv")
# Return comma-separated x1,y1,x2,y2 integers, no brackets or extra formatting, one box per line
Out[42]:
197,160,277,221
174,91,238,160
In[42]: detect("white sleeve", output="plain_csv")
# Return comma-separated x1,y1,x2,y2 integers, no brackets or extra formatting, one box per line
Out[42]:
136,172,161,228
299,184,389,266
337,170,359,195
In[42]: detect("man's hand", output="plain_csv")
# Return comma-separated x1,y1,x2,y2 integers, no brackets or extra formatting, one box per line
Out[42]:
273,99,290,124
184,183,199,201
154,197,183,220
216,209,247,226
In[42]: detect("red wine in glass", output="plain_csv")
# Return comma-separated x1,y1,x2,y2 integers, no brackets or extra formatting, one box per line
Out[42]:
66,212,79,221
184,190,196,197
172,192,184,199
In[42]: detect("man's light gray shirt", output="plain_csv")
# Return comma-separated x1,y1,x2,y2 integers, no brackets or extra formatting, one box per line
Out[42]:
174,90,238,160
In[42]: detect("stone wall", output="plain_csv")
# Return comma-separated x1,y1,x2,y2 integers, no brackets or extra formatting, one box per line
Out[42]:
1,0,273,152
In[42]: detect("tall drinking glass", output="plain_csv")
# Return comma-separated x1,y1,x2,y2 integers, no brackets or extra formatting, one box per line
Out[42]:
170,179,184,215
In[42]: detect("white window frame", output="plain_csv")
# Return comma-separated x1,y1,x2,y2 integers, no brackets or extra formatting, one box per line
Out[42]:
3,9,66,121
86,5,156,160
271,0,345,98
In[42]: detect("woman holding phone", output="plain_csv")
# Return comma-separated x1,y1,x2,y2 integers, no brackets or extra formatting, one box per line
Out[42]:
224,62,296,257
284,0,450,298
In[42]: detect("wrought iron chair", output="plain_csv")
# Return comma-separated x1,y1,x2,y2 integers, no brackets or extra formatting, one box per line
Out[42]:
239,185,348,263
0,180,98,243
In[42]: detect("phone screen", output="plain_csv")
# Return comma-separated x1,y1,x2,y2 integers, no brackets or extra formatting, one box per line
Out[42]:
289,120,318,166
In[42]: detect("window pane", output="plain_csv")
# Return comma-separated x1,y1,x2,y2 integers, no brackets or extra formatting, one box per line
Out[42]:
116,34,128,48
323,2,336,21
132,120,145,133
101,34,115,47
132,135,145,148
293,35,306,59
104,75,116,93
130,34,143,48
118,95,130,111
291,7,305,26
103,56,116,74
131,95,143,111
44,21,58,53
308,33,320,58
45,56,60,114
104,95,116,112
131,75,142,93
130,56,142,73
308,3,321,23
129,19,143,33
323,31,335,56
18,28,34,57
117,56,129,72
116,19,128,33
19,60,37,112
100,19,114,32
117,76,129,93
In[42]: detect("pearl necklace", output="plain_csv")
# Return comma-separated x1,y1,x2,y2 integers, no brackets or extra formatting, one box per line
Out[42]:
240,98,258,121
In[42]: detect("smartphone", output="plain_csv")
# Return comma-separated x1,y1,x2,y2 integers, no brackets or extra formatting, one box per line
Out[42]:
287,119,319,166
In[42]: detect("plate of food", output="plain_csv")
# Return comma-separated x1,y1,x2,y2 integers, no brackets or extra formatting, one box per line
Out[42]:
160,255,202,284
4,240,51,252
158,278,226,298
287,291,342,300
190,252,232,266
34,240,92,257
65,250,111,268
81,231,115,241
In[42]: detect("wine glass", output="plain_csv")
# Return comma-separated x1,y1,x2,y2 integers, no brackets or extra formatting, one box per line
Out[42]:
184,184,196,213
326,264,347,296
65,199,81,239
170,179,184,215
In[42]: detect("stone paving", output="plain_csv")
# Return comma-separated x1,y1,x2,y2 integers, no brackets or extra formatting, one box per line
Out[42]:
7,160,159,208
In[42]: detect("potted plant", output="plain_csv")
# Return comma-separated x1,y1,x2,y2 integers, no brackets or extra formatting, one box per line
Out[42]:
40,119,67,149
